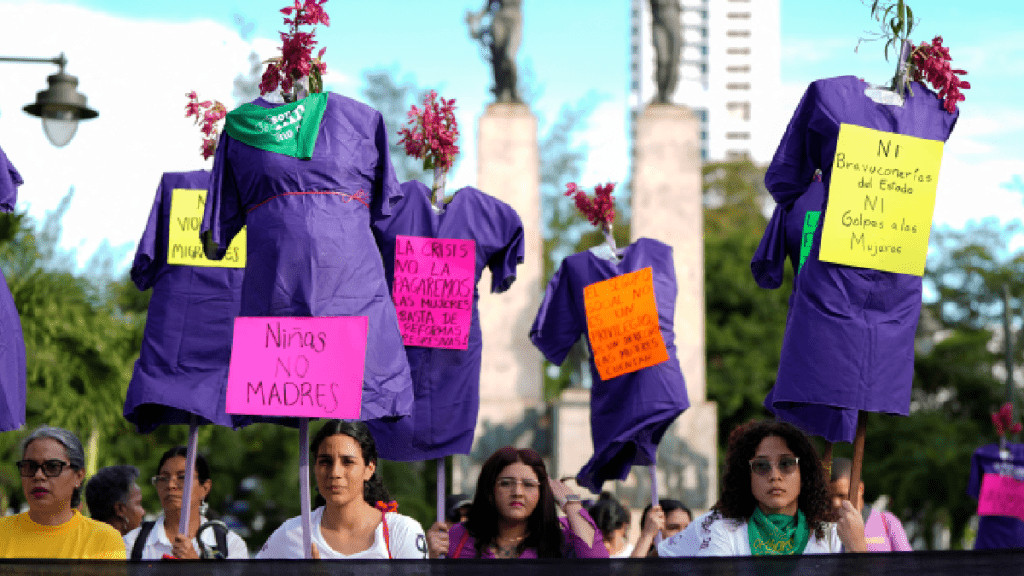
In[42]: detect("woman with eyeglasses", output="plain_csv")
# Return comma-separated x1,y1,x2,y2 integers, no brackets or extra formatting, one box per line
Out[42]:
256,420,426,559
123,446,248,559
691,420,866,556
0,425,125,558
425,446,607,559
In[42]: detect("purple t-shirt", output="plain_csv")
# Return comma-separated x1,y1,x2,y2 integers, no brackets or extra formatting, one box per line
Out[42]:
0,143,26,432
530,238,690,492
968,443,1024,550
763,76,958,442
201,92,412,423
751,178,825,290
367,181,524,461
123,170,246,432
447,509,608,558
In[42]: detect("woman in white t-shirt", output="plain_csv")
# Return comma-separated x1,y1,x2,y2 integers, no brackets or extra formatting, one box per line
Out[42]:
256,420,427,559
687,420,867,557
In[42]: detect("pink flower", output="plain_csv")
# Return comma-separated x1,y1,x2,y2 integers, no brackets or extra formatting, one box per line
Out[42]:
564,182,617,228
911,36,969,114
398,90,460,172
184,91,226,160
261,0,330,97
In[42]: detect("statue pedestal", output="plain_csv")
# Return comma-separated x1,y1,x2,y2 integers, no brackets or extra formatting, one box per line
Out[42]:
453,103,546,493
629,103,718,511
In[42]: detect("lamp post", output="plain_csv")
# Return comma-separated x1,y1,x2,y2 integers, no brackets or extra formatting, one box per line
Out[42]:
0,52,98,147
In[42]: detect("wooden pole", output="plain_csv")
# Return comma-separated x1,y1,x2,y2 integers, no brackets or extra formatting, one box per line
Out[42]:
821,441,834,480
848,411,868,512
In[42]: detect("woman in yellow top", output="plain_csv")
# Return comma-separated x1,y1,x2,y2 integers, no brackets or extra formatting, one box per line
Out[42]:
0,425,126,559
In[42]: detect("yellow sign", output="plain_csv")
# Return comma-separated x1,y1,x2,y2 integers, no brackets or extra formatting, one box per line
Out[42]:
167,189,246,268
818,123,944,276
583,267,670,381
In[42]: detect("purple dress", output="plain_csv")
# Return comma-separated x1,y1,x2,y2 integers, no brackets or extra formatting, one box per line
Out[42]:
530,238,690,492
751,178,825,290
968,443,1024,550
124,170,246,432
366,181,524,461
0,144,26,432
763,76,958,442
201,93,412,423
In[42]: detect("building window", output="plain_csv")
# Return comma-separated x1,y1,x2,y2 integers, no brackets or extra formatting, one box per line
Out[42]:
726,150,750,160
726,102,751,121
726,132,751,140
631,80,639,90
726,47,751,55
727,12,752,19
726,83,751,90
726,30,751,37
727,65,752,73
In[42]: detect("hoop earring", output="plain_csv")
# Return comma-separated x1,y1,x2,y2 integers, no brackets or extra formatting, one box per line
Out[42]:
200,500,209,516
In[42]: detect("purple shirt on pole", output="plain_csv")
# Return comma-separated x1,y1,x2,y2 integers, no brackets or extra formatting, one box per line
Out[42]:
200,93,412,423
763,76,958,442
124,170,246,432
0,144,26,432
367,181,524,461
968,443,1024,550
530,238,690,493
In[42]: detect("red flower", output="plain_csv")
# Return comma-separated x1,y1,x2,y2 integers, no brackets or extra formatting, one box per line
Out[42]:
565,182,617,228
261,0,330,97
910,36,969,114
992,402,1021,438
397,90,460,173
184,91,226,160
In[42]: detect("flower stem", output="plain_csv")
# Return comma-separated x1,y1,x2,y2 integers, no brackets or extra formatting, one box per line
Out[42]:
432,165,446,211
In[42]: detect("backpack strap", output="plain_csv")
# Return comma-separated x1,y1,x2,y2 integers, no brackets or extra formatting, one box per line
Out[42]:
196,520,231,560
131,521,156,560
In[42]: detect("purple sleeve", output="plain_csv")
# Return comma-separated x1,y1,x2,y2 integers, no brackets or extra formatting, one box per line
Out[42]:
0,145,23,213
529,262,584,366
201,133,245,259
560,509,608,558
369,111,402,225
447,523,474,558
487,206,525,293
751,204,787,289
764,81,824,207
130,177,168,290
967,449,984,498
882,512,912,552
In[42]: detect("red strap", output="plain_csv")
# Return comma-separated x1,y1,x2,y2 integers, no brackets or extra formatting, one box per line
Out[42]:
454,529,470,558
374,501,398,559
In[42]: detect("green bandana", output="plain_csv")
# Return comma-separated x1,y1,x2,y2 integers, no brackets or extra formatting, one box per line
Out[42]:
748,507,810,556
798,210,821,274
224,92,329,159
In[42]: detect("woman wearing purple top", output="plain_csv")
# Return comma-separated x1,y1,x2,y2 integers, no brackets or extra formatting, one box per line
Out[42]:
425,446,607,559
200,92,412,423
763,76,958,442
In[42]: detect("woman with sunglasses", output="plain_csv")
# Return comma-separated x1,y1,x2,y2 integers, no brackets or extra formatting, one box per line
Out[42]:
693,420,867,556
0,425,125,558
123,446,248,559
425,446,607,558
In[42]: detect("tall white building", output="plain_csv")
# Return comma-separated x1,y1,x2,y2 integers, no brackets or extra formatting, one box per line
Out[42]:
630,0,781,164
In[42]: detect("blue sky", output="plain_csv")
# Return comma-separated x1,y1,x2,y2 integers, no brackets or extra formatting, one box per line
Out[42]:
0,0,1020,267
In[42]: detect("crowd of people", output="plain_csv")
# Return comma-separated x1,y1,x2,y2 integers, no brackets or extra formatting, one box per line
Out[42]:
0,419,912,560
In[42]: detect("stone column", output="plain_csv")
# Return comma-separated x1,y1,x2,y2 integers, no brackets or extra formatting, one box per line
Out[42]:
629,103,718,511
453,103,546,494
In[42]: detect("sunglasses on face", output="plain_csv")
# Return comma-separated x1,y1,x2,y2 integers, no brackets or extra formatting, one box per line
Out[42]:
749,456,800,476
496,477,540,491
16,459,72,478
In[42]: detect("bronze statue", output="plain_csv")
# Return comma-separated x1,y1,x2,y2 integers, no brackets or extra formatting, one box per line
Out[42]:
466,0,523,103
650,0,681,104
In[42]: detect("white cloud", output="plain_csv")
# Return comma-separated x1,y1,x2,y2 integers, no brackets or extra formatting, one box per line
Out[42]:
579,101,628,185
0,3,277,269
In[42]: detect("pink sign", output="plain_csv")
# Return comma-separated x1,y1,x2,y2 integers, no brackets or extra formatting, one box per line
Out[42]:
392,235,475,350
977,473,1024,521
225,316,368,419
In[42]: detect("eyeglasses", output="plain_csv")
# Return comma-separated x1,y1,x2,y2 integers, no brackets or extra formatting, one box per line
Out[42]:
749,457,800,476
496,477,540,491
150,473,191,487
16,459,72,478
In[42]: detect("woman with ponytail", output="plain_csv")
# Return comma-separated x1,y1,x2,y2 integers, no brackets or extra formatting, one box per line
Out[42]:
256,420,427,559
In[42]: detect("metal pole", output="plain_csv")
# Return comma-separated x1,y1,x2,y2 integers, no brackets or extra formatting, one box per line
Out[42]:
650,464,662,545
437,458,446,525
299,418,312,559
178,416,199,536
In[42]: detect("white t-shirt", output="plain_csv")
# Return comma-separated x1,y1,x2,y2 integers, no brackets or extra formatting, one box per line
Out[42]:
658,511,713,558
256,506,427,559
123,514,250,559
610,542,635,558
687,513,843,556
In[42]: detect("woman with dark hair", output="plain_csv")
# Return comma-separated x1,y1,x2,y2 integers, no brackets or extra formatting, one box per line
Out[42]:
123,446,248,559
257,420,426,559
693,420,866,556
631,498,692,557
589,492,632,557
425,446,607,558
0,425,125,558
85,465,147,535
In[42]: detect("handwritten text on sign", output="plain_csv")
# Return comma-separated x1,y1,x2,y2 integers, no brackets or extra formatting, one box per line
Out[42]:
168,189,246,268
977,473,1024,522
583,267,670,380
225,316,368,419
392,235,475,350
819,123,944,276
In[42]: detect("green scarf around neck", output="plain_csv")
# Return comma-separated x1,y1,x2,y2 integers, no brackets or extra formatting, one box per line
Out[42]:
224,92,328,159
748,506,810,556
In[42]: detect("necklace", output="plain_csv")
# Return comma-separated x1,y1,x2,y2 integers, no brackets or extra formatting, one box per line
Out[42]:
493,534,527,558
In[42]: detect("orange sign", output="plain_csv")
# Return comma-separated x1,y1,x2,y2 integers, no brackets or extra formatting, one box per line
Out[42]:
583,267,669,380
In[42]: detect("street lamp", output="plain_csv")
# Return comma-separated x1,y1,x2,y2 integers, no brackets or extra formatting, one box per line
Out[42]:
0,52,98,147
